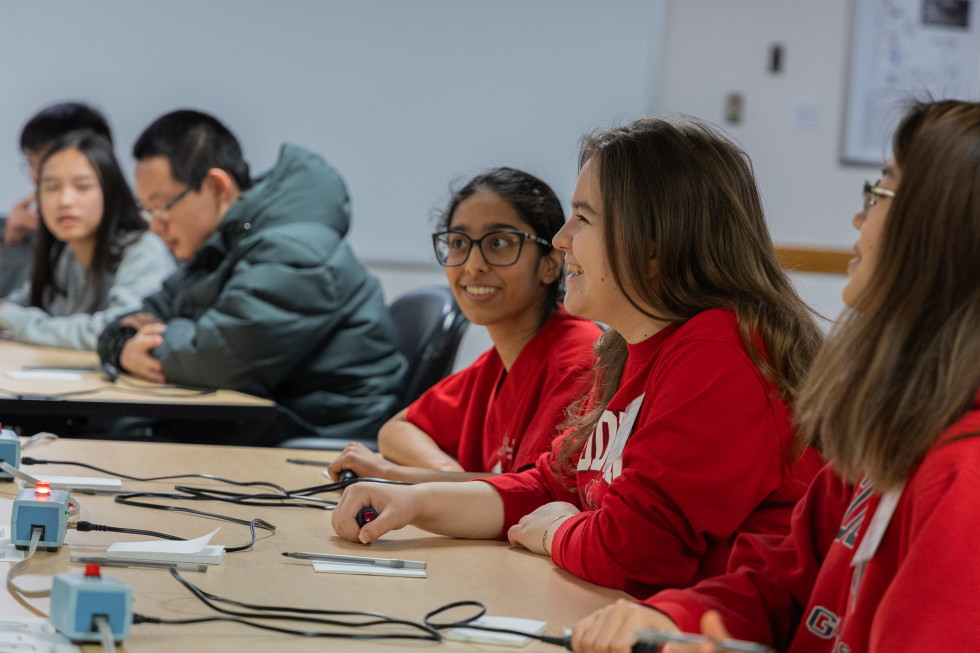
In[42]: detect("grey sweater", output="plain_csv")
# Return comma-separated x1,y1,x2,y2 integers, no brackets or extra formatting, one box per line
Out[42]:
0,231,175,350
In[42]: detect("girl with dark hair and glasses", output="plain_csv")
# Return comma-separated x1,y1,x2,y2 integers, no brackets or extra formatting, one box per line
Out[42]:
332,118,824,600
328,167,601,483
0,130,174,350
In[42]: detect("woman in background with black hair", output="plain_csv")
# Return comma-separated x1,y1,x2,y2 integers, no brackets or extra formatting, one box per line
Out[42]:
0,130,174,350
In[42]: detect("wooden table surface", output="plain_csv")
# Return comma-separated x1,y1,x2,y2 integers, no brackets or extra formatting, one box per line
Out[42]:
0,340,275,422
0,438,625,651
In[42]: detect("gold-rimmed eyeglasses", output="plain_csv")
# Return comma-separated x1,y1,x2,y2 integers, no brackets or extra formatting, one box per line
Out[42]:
862,180,895,217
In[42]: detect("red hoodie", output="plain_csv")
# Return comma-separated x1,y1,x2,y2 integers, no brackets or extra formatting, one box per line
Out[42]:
406,306,600,473
647,391,980,652
481,308,823,597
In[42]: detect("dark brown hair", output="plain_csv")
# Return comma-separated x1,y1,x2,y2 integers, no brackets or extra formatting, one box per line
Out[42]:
436,166,565,316
796,99,980,490
31,130,146,312
557,117,822,477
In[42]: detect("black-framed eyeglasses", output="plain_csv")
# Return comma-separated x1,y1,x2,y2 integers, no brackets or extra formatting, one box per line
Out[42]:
138,187,192,225
431,230,551,267
862,180,895,217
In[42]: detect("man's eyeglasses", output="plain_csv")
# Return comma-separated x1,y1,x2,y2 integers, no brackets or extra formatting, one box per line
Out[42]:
862,180,895,217
432,230,551,267
138,187,191,225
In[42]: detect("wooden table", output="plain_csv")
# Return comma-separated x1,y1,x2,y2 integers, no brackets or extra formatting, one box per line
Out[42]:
0,340,275,424
0,438,625,651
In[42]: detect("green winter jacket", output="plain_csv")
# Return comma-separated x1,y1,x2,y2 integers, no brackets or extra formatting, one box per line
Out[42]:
99,144,406,443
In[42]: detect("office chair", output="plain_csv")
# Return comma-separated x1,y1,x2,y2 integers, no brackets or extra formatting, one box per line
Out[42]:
277,286,469,452
388,285,469,408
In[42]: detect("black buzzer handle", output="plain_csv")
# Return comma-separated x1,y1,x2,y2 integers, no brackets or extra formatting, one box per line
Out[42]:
338,469,358,483
356,507,378,528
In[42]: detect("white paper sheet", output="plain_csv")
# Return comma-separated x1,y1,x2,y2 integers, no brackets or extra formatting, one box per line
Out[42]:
445,616,546,647
107,528,225,564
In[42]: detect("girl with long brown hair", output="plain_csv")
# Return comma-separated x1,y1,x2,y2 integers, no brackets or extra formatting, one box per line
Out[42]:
332,117,823,599
574,99,980,652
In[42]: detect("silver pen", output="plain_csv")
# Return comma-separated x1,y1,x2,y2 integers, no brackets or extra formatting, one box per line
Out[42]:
634,629,774,653
282,551,426,570
286,458,332,467
22,365,100,372
71,555,207,573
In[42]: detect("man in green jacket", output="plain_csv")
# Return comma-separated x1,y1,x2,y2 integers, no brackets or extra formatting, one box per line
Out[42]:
98,109,406,445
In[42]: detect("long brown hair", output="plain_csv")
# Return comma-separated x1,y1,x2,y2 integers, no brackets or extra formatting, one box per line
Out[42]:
32,130,146,312
557,118,822,477
796,100,980,490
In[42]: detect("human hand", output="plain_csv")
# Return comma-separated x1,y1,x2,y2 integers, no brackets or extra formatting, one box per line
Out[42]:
119,323,166,383
327,442,397,481
506,500,579,556
571,598,680,653
331,483,422,544
5,194,38,245
121,312,164,330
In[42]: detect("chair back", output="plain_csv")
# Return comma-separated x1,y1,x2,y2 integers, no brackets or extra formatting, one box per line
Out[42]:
388,286,469,408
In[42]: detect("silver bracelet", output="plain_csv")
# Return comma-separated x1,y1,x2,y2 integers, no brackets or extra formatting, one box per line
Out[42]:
541,513,575,555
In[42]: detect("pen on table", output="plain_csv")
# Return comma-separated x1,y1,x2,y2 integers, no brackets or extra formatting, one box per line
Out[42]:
634,629,774,653
68,488,129,496
286,458,332,467
70,555,206,573
282,551,426,570
22,365,100,372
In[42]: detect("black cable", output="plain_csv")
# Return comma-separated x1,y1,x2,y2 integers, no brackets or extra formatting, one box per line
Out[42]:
74,517,272,553
423,600,573,649
22,459,410,503
74,521,183,541
114,487,335,513
21,458,288,493
130,566,443,641
113,375,216,396
171,485,336,509
287,477,411,496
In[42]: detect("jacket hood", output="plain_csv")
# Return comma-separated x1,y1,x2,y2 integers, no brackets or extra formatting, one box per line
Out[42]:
222,143,351,237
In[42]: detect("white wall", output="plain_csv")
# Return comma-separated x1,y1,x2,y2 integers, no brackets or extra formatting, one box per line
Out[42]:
0,0,665,265
657,0,880,325
0,0,667,369
1,1,882,366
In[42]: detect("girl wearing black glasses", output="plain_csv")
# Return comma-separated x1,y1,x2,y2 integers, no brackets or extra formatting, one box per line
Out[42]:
0,130,174,350
332,118,823,600
328,167,601,482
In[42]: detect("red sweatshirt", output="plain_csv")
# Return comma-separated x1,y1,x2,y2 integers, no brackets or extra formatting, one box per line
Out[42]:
406,307,600,473
482,308,823,597
647,391,980,652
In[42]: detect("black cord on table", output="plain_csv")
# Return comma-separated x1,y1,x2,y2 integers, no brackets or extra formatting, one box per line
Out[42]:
74,517,272,552
131,566,443,641
22,458,289,493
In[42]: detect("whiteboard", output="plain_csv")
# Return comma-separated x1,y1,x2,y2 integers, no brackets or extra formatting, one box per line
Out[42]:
842,0,980,165
0,1,665,264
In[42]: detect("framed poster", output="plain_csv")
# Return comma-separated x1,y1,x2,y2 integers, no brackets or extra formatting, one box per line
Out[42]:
842,0,980,165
